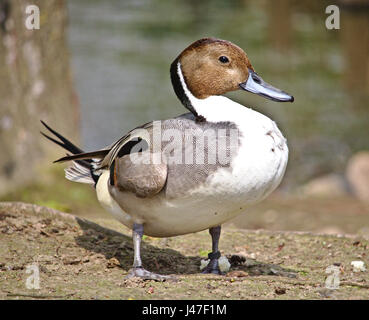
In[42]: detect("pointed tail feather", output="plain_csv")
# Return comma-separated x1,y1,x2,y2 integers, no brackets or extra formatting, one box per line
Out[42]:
53,150,109,163
41,120,84,155
40,120,108,185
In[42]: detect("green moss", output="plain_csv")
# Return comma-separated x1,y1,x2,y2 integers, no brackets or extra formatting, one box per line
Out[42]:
198,249,211,258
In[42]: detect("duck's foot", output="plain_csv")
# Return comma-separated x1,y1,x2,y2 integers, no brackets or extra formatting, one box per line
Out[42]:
126,266,173,281
201,251,223,275
201,262,222,275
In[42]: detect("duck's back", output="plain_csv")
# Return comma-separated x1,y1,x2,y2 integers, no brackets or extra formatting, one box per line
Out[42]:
161,113,241,198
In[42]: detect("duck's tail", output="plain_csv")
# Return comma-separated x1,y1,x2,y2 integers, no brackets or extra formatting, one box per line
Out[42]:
40,120,105,186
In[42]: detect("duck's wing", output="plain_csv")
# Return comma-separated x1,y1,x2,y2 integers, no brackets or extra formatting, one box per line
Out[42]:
53,120,168,198
110,152,167,198
103,121,168,198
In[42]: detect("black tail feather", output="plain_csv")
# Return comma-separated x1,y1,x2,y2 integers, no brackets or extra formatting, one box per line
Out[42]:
41,120,107,186
53,150,109,163
41,120,84,155
41,120,97,169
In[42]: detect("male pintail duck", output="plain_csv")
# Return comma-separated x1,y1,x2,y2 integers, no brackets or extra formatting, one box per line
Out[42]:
42,38,294,280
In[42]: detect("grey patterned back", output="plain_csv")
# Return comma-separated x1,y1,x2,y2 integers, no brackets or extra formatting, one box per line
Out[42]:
161,113,241,198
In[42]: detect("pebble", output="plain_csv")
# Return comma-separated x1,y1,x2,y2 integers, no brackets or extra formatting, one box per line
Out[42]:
351,261,366,272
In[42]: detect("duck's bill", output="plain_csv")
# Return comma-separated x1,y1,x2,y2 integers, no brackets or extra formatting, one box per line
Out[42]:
239,69,294,102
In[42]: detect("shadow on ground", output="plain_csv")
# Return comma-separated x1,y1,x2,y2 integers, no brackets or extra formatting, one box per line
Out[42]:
75,217,201,275
75,217,298,278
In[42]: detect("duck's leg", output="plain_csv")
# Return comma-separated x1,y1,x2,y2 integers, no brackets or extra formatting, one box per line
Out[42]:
126,223,171,281
202,225,222,274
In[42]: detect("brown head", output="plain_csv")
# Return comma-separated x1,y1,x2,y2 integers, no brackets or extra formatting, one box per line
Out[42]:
170,38,293,115
178,38,254,99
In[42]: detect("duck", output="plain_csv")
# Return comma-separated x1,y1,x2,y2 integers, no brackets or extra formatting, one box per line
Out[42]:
41,37,294,280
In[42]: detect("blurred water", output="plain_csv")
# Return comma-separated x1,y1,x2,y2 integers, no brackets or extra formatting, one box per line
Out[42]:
67,0,369,188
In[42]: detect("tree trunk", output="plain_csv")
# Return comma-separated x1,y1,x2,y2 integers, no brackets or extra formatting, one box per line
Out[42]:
0,0,79,196
267,0,292,54
341,2,369,98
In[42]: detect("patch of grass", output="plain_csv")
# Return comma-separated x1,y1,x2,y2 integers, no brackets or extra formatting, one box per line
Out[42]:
198,249,211,258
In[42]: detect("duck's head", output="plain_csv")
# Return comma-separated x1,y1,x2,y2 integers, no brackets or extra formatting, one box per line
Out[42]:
170,38,293,116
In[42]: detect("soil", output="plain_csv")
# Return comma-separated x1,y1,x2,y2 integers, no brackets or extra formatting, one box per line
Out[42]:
0,202,368,300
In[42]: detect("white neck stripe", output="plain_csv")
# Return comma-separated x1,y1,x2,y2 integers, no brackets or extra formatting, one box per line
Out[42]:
176,62,248,124
176,62,200,105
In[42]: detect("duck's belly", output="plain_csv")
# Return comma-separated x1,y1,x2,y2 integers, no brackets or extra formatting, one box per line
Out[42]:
97,120,288,238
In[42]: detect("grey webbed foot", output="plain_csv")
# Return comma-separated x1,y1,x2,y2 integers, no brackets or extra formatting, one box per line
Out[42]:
127,223,176,282
126,266,173,281
201,251,223,275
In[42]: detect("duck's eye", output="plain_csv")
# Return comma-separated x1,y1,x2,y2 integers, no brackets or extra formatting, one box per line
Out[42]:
218,56,229,64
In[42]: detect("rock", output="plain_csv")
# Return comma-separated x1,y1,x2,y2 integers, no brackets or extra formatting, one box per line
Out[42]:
351,261,366,272
346,151,369,202
299,174,348,197
218,256,231,273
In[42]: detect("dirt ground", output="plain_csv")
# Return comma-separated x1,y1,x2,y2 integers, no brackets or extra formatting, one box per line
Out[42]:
0,202,368,300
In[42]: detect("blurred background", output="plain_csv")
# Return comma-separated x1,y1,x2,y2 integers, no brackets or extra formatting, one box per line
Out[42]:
1,0,368,236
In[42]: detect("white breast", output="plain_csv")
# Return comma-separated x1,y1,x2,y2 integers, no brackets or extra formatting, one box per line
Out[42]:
190,95,288,203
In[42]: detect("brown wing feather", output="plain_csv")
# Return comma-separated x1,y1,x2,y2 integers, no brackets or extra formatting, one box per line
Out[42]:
111,152,167,198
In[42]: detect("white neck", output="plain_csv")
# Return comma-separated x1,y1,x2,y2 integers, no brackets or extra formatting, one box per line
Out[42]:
177,62,247,123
